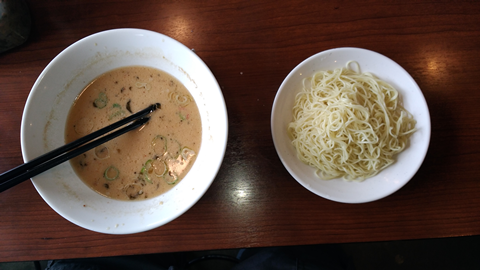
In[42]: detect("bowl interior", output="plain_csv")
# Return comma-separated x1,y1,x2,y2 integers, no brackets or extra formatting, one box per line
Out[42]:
21,29,228,234
271,47,431,203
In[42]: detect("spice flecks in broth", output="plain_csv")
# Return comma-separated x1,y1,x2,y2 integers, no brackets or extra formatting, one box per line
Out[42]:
65,66,202,201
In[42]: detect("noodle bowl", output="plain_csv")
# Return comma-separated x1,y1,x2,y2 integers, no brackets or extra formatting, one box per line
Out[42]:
287,62,416,181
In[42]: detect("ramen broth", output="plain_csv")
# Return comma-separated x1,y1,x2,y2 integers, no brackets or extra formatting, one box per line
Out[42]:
65,66,202,201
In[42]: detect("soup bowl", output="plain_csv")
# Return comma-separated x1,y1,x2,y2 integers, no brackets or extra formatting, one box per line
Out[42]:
21,29,228,234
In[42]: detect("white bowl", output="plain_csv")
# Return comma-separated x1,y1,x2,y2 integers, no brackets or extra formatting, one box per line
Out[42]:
21,29,228,234
271,47,431,203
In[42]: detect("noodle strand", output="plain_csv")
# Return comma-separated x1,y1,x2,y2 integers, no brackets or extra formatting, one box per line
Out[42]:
288,62,416,181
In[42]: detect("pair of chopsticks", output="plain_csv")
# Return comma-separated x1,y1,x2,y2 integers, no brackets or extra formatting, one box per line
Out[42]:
0,103,160,193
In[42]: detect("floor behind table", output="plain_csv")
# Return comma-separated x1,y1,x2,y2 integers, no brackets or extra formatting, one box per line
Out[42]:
1,235,479,270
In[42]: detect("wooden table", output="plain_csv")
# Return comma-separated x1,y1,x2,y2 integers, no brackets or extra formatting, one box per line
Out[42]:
1,0,480,263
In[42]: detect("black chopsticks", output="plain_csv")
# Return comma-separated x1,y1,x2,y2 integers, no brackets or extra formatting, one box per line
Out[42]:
0,103,160,193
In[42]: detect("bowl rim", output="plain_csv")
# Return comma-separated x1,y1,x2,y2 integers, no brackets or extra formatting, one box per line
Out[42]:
20,28,228,233
271,47,431,203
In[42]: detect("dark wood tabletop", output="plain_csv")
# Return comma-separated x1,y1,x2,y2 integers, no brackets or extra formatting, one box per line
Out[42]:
1,0,480,263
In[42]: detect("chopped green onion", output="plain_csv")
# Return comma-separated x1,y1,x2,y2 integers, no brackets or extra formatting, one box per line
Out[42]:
151,135,167,155
153,159,167,177
145,159,153,172
181,147,196,160
94,145,110,160
135,81,151,90
109,103,125,119
140,166,152,184
104,166,119,181
93,92,108,109
140,159,154,184
164,171,178,185
169,140,181,158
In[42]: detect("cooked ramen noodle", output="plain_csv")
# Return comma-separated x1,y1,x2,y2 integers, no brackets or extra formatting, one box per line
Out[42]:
287,62,416,181
65,66,202,200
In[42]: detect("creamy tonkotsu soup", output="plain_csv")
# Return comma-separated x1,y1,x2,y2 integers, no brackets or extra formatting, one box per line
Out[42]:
65,66,202,201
